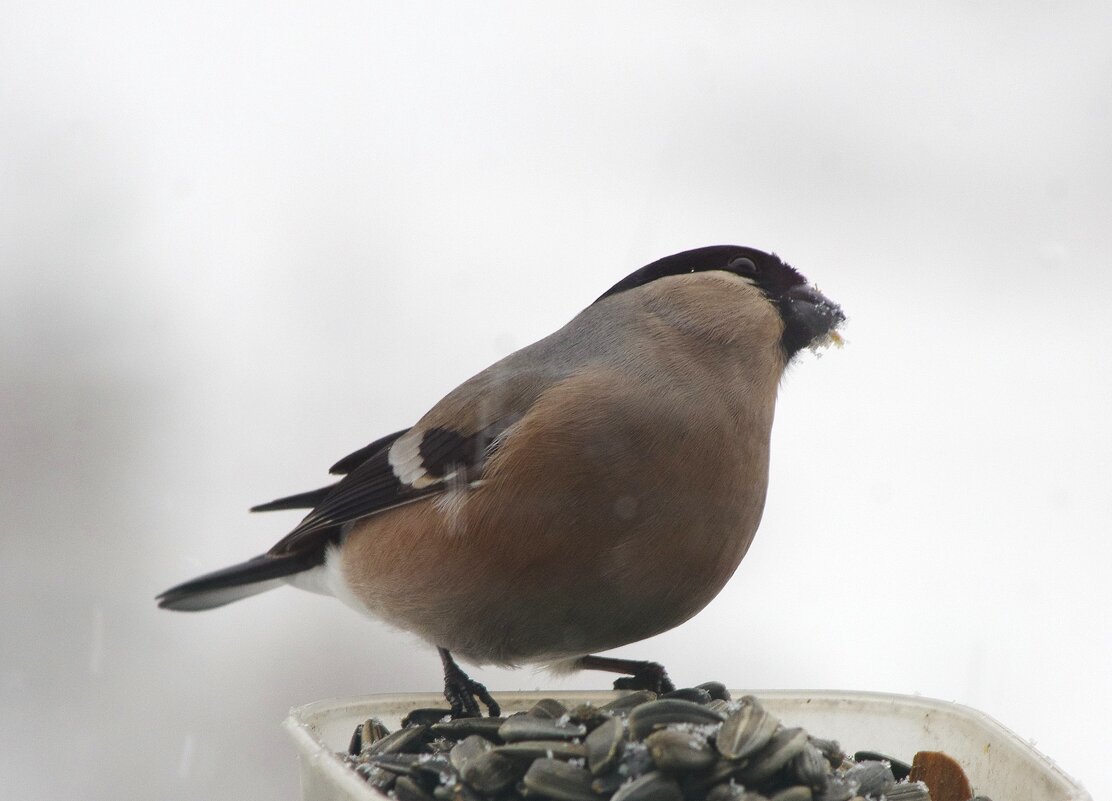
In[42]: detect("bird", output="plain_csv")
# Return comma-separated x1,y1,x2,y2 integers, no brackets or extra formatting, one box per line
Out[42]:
157,244,845,718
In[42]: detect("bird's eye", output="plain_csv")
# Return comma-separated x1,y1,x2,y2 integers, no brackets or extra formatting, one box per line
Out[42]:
727,257,757,274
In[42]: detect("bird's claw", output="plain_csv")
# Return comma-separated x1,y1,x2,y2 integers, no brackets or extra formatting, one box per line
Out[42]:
439,647,501,718
611,661,675,694
444,670,500,718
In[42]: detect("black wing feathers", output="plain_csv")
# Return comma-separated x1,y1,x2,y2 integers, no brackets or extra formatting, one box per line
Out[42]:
267,436,433,556
251,429,407,514
267,416,520,556
329,429,408,475
250,485,336,512
418,414,522,480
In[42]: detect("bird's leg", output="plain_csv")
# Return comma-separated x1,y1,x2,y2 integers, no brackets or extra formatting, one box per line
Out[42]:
576,654,676,694
438,647,501,718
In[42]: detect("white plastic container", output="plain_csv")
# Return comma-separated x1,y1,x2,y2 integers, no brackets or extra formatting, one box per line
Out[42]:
284,690,1091,801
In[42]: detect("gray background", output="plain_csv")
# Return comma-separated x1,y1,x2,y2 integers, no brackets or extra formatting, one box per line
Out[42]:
2,2,1110,799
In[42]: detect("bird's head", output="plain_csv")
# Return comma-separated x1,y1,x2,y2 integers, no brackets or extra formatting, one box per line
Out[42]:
597,245,845,360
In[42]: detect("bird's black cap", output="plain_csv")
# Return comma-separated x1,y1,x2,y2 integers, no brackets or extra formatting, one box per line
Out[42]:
595,245,807,305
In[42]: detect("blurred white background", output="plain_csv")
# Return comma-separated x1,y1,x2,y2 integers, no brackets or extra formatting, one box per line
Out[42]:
2,2,1110,799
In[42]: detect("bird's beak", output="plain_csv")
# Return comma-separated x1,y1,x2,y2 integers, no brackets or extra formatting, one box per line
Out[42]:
782,284,846,352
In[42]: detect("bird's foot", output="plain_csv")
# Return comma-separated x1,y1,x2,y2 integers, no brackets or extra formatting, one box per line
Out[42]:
438,647,501,718
611,661,675,694
577,654,676,694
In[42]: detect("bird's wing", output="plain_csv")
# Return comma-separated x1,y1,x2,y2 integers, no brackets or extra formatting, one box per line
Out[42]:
254,353,560,558
263,409,527,557
328,428,410,475
248,429,410,513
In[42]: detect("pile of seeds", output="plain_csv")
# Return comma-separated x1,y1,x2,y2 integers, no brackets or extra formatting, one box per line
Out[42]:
343,685,978,801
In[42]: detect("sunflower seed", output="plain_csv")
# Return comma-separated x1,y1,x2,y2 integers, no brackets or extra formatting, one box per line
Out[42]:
355,762,397,792
599,691,659,715
430,717,507,741
522,757,597,801
350,717,391,755
365,725,430,757
645,728,717,773
450,734,495,771
499,713,587,742
366,753,423,775
567,702,611,731
697,758,751,789
813,776,856,801
769,787,812,801
529,698,570,719
460,751,522,794
741,727,808,784
585,715,625,775
843,761,895,798
395,775,438,801
592,741,655,794
716,697,780,760
696,682,732,702
494,740,588,761
705,783,765,801
852,752,910,782
433,778,485,801
881,781,932,801
627,699,725,740
610,771,683,801
789,744,829,790
404,709,456,727
412,755,455,783
810,739,845,771
428,736,457,755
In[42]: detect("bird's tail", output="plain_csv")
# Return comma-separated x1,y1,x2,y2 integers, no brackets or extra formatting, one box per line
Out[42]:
156,551,320,611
